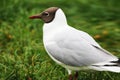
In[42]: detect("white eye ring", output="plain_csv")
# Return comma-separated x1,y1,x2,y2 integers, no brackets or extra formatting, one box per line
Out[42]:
44,12,49,16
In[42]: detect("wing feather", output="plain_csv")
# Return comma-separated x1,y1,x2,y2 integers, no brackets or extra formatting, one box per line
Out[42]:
45,27,117,67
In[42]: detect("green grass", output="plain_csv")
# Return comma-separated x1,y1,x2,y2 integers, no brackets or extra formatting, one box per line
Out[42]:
0,0,120,80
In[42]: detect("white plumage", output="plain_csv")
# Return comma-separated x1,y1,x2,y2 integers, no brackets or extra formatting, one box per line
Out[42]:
43,9,120,74
30,7,120,78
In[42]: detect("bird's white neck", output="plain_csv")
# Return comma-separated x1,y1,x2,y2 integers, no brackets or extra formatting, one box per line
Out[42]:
43,9,68,36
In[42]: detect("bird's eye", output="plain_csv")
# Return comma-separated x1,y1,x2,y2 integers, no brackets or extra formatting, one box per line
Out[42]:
43,12,49,16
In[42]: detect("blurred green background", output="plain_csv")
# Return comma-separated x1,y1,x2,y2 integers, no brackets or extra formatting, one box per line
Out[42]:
0,0,120,80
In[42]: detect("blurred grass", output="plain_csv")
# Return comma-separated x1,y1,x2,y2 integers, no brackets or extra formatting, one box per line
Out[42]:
0,0,120,80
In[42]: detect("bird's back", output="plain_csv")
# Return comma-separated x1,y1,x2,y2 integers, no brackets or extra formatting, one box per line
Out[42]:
43,25,117,67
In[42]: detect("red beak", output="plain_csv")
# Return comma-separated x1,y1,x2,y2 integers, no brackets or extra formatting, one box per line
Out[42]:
29,14,41,19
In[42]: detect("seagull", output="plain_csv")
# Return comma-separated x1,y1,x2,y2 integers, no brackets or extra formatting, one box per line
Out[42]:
29,7,120,80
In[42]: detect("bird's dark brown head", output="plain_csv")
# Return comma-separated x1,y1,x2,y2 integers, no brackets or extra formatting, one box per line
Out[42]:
29,7,59,23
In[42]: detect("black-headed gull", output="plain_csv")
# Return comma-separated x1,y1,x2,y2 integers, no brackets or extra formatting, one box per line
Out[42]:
30,7,120,80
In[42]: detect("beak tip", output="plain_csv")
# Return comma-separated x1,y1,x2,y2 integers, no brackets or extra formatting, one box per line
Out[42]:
29,16,35,19
29,15,41,19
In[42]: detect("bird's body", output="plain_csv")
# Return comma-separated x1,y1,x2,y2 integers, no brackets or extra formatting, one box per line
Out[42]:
30,7,120,79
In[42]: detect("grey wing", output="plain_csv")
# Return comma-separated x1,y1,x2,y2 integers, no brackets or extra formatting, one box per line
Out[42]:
45,28,117,67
